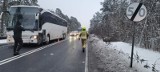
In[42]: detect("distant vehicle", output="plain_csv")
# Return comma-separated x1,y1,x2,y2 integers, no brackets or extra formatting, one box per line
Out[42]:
1,5,68,45
69,31,79,36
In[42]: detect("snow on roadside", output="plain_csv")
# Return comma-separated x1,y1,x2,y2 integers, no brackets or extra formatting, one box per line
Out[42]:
88,35,148,72
0,39,7,44
109,42,160,72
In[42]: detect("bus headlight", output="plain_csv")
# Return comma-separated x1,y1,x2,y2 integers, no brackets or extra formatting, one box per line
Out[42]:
31,35,38,39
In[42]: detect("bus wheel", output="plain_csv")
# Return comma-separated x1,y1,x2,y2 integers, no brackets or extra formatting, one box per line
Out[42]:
46,35,50,44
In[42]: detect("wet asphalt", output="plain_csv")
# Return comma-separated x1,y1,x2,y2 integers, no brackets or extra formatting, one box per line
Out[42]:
0,36,85,72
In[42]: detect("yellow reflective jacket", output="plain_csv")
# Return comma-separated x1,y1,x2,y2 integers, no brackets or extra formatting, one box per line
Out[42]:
80,31,88,39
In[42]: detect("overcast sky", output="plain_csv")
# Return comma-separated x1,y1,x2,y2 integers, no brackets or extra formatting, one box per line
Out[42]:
38,0,103,29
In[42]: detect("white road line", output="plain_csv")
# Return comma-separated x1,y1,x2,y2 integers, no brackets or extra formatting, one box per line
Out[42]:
85,44,88,72
0,39,66,66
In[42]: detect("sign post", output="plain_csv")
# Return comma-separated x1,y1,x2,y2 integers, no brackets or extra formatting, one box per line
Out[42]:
126,3,147,68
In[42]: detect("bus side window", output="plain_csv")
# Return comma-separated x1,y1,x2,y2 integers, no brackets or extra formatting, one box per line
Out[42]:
51,15,58,24
39,15,43,29
57,17,62,26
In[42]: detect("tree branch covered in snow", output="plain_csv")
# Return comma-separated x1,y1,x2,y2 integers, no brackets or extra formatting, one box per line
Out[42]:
55,8,81,32
8,0,39,6
89,0,160,52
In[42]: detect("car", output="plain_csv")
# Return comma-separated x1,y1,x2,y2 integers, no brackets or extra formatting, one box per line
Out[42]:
69,31,79,36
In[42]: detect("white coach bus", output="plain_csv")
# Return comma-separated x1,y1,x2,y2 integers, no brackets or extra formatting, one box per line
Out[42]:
2,5,67,45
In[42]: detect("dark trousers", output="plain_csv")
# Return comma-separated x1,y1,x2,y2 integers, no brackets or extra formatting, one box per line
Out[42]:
14,37,23,53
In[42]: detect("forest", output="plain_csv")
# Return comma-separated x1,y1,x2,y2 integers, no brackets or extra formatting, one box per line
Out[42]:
89,0,160,52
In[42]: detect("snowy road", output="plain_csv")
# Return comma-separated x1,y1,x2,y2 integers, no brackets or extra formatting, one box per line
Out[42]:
1,35,160,72
0,37,85,72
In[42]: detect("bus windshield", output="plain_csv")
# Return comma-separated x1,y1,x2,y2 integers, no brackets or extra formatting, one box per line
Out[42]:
7,7,39,30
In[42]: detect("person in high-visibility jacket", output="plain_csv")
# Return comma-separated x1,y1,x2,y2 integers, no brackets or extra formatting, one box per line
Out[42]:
79,27,89,52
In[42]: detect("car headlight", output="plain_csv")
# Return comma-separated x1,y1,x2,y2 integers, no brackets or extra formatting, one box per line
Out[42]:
31,35,38,39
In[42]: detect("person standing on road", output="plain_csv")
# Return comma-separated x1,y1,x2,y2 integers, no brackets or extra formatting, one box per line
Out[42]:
13,19,25,56
79,27,89,52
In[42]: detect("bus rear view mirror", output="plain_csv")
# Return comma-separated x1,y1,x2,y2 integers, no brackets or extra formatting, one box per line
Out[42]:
0,11,10,20
0,12,4,20
35,13,40,20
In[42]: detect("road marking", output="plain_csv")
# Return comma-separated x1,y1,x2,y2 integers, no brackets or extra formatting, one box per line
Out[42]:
85,44,88,72
0,39,66,66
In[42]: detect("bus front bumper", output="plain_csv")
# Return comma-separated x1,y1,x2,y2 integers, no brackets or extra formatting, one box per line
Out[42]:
7,36,38,44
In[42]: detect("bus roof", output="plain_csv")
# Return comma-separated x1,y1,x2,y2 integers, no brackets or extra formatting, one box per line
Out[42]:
10,5,67,23
11,5,40,8
49,11,68,22
45,9,67,22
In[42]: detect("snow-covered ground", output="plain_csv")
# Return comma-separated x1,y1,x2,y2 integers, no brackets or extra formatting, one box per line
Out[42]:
88,34,160,72
0,39,7,44
109,42,160,72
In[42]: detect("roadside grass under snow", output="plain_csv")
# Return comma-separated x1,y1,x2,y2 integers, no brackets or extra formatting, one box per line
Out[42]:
90,34,160,72
109,42,160,72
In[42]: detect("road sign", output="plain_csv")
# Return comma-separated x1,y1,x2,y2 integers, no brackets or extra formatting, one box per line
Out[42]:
126,3,147,22
126,3,147,68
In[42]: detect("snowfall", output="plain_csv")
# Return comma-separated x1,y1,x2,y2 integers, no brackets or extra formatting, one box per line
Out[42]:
89,34,160,72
